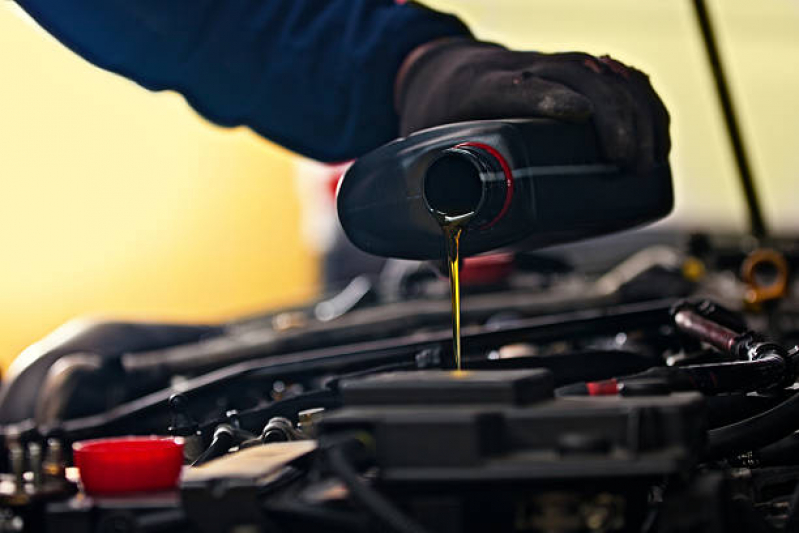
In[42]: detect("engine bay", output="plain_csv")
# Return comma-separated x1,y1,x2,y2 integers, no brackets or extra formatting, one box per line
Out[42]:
0,231,798,532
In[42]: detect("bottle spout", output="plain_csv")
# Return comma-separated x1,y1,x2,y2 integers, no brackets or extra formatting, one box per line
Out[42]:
422,144,512,229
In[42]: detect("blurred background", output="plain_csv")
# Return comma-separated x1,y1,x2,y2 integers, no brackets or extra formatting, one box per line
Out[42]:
0,0,797,369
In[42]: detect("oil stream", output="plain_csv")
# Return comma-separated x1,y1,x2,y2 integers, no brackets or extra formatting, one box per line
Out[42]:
425,151,482,371
439,213,472,371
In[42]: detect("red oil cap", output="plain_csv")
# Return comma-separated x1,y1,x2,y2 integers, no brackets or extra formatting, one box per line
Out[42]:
73,436,184,495
460,253,515,286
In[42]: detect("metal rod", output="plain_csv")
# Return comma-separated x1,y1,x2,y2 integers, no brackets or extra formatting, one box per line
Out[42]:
692,0,767,238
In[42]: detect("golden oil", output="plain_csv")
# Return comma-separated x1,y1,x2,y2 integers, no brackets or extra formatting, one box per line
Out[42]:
438,213,472,371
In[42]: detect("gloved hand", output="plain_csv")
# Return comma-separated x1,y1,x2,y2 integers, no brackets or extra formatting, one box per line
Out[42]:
0,320,222,424
396,38,670,174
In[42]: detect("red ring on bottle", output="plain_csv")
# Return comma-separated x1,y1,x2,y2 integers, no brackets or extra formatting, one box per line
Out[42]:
454,142,514,229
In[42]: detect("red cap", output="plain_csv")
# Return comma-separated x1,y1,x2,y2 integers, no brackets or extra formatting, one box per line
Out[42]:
460,253,515,286
586,379,620,396
73,436,184,495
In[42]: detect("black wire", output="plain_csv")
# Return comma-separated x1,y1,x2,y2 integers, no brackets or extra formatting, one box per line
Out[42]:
692,0,767,237
751,432,799,467
785,481,799,532
136,509,190,533
707,390,799,458
264,501,368,532
326,443,431,533
200,389,342,435
191,427,236,466
323,361,418,391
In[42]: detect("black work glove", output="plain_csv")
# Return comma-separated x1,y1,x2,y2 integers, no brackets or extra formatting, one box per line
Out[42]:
396,38,670,174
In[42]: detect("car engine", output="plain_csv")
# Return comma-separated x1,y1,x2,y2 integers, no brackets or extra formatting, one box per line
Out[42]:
0,230,798,532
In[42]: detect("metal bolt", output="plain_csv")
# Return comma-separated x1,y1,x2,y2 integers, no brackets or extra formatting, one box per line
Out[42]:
9,444,25,495
297,408,325,438
27,443,42,489
43,438,65,479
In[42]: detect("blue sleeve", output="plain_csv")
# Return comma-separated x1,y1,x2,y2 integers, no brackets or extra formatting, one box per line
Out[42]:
15,0,471,162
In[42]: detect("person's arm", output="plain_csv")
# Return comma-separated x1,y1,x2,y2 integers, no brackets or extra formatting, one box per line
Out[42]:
15,0,471,162
15,0,668,168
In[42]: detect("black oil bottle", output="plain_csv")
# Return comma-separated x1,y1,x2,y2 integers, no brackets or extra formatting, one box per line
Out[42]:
337,118,673,261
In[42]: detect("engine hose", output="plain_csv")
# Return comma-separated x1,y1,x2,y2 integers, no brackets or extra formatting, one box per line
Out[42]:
325,438,430,533
675,354,787,394
191,432,233,467
191,424,252,466
558,355,787,397
741,432,799,467
785,480,799,532
707,390,799,458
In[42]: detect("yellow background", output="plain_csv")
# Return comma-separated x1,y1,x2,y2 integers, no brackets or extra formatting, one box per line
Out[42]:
1,0,798,369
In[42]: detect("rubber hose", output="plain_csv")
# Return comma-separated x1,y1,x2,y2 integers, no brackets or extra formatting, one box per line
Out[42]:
707,391,799,458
